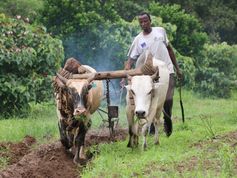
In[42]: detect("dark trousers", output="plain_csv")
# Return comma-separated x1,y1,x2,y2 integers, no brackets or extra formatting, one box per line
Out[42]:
163,73,175,120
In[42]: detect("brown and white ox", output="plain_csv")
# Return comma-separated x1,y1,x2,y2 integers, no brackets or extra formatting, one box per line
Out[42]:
55,65,103,163
125,53,170,150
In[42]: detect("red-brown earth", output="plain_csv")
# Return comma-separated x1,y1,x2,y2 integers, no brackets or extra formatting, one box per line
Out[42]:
0,128,127,178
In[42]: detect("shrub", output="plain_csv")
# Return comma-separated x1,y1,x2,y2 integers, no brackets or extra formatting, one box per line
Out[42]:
0,14,64,117
194,43,237,98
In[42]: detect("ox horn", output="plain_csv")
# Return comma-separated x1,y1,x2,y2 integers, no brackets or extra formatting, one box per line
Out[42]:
87,73,96,83
145,51,153,65
141,51,157,75
56,73,68,85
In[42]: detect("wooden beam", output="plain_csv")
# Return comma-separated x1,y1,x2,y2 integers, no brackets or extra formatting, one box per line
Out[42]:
70,68,144,80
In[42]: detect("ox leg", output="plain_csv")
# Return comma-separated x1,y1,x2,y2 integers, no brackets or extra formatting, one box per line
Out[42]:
73,122,87,164
73,127,80,164
134,134,139,147
127,126,133,148
126,105,135,148
58,120,72,149
154,111,162,145
141,124,149,150
154,119,160,145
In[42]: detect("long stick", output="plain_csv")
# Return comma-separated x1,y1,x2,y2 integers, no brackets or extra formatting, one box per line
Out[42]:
179,81,185,123
70,68,144,80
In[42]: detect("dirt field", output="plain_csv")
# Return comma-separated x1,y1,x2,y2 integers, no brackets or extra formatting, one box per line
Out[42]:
0,128,127,178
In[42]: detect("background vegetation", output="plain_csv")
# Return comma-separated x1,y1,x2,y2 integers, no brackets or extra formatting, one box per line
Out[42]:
0,0,237,116
0,14,64,117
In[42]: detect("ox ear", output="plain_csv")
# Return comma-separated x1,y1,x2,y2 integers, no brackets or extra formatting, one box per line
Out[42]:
151,67,159,83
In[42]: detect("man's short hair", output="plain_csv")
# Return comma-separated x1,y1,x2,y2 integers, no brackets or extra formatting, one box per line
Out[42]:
138,12,151,22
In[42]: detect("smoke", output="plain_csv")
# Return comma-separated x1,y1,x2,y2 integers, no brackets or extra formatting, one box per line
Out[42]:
63,31,127,106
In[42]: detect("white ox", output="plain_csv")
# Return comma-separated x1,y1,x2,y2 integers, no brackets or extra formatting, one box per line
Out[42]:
55,65,103,163
125,53,170,150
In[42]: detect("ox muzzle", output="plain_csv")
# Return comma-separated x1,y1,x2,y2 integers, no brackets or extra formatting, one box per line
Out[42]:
73,106,87,116
135,110,146,118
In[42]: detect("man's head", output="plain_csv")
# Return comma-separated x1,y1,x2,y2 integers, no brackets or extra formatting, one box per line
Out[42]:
138,12,152,34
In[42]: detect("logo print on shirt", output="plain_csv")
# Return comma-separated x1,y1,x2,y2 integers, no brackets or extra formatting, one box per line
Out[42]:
141,42,146,48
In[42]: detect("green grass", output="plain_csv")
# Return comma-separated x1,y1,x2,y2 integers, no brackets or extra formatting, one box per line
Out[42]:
81,90,237,178
0,90,237,177
0,102,59,142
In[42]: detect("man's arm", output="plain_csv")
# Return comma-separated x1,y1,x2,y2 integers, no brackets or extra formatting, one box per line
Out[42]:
124,58,135,70
120,58,135,87
167,44,182,79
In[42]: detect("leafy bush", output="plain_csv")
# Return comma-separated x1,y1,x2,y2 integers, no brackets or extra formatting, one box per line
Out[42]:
0,0,44,21
194,43,237,98
0,14,64,117
176,53,196,88
149,2,208,58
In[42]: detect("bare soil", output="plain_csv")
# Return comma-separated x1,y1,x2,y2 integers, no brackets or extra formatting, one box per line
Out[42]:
0,128,127,178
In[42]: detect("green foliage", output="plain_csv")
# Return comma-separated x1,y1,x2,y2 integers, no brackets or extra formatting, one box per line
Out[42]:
112,0,151,22
176,52,196,88
195,43,237,98
159,0,237,44
39,0,236,99
0,0,44,21
149,2,208,58
41,0,120,36
0,14,64,117
42,0,127,70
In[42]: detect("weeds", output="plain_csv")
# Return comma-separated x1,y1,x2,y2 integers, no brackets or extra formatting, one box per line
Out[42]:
200,115,216,139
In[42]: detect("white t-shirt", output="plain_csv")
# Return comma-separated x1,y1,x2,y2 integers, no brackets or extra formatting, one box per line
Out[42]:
127,27,174,73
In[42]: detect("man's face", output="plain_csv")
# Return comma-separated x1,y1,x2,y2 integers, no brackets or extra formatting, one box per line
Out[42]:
138,14,151,33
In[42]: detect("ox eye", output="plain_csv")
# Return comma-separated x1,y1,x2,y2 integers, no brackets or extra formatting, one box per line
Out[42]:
130,89,135,96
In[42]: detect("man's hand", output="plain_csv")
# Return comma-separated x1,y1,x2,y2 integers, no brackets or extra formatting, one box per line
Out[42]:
120,78,126,88
176,69,183,81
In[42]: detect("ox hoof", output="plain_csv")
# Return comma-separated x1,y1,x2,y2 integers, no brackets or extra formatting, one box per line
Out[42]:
127,142,132,148
73,157,87,165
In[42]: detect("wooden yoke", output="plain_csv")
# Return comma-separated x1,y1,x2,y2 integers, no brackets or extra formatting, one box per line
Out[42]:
70,53,157,80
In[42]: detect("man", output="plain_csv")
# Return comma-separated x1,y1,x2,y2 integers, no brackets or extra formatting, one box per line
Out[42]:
121,12,182,137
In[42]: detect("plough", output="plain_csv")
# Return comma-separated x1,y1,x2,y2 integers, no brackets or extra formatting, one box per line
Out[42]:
54,56,158,136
